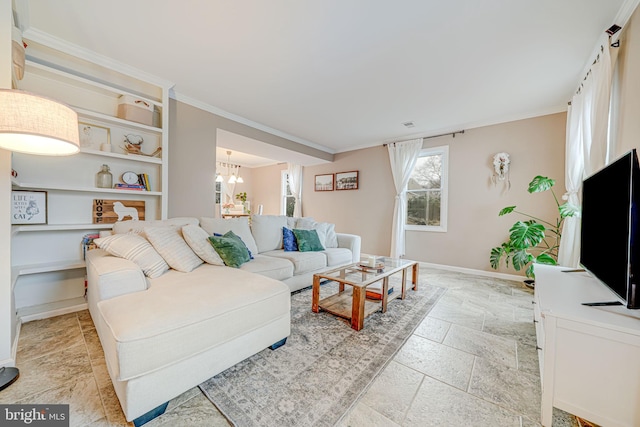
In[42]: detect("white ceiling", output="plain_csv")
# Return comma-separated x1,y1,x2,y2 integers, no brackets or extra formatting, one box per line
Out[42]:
17,0,630,166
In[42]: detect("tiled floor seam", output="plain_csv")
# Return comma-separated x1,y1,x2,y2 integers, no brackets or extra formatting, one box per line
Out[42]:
399,366,426,426
78,314,111,425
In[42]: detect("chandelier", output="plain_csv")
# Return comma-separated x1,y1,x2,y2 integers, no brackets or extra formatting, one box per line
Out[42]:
216,150,243,184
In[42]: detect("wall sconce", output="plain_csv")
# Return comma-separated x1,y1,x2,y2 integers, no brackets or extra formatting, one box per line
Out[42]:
0,90,80,155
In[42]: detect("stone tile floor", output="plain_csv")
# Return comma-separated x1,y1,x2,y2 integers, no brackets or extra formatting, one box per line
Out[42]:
0,267,584,426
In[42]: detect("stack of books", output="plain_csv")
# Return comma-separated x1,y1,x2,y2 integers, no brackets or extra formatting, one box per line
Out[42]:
365,282,394,300
114,183,146,190
113,173,151,191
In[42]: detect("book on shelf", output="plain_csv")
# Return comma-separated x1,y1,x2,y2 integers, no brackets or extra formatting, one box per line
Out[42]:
114,183,146,190
137,173,151,191
365,282,394,300
81,233,100,260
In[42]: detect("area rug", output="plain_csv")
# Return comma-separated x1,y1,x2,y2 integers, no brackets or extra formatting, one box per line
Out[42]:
199,274,445,427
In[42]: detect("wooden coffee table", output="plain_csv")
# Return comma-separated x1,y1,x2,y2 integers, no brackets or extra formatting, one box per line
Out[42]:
312,258,419,331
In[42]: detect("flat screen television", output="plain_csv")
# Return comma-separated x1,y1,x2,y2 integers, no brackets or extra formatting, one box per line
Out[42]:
580,148,640,309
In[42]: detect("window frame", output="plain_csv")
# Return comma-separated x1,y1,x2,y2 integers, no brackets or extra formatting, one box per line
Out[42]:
281,170,295,216
405,145,449,233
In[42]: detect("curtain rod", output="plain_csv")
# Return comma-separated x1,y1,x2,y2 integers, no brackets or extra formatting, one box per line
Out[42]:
383,130,465,146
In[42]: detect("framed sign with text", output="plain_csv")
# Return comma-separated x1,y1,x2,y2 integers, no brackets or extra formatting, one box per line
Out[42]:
12,190,48,225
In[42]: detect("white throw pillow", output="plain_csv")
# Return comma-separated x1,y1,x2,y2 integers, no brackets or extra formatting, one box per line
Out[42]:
295,217,316,229
295,219,338,249
250,215,287,253
286,217,298,229
182,224,225,266
94,233,169,278
199,217,259,256
144,226,203,273
323,222,338,248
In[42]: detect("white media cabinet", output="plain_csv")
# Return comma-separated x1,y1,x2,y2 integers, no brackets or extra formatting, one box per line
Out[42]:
533,264,640,427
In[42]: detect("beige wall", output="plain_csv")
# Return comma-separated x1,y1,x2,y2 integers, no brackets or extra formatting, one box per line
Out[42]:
405,114,566,273
251,163,287,216
299,114,567,275
168,100,330,218
302,147,395,255
168,100,217,217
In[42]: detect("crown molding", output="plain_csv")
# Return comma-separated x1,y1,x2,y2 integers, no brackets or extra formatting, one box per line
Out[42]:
339,104,568,154
615,0,640,31
172,91,335,155
20,27,174,90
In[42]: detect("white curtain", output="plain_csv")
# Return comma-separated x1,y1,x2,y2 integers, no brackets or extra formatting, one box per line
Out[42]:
287,163,303,217
387,139,423,259
558,35,616,267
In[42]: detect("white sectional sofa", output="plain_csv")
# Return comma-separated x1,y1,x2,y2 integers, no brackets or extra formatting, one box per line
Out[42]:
85,215,360,425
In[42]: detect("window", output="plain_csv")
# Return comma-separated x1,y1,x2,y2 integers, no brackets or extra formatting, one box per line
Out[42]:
281,171,295,217
215,181,221,205
406,145,448,232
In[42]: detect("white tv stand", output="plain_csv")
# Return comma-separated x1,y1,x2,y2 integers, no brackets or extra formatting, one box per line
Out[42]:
533,264,640,427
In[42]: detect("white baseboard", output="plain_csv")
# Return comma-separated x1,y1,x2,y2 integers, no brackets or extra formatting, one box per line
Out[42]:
359,253,527,283
416,261,525,283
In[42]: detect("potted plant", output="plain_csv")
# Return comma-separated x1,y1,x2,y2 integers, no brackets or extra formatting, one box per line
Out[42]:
235,192,248,213
489,176,579,284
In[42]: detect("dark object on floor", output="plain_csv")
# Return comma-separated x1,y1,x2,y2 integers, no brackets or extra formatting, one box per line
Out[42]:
0,366,19,391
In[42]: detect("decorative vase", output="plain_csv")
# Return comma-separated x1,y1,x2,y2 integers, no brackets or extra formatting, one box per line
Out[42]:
96,164,113,188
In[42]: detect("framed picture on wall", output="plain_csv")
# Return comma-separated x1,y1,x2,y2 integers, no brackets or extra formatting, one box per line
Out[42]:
335,171,359,190
78,122,111,150
11,190,47,224
315,174,334,191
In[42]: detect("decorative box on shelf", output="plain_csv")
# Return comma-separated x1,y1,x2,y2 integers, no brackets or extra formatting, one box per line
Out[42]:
117,95,154,126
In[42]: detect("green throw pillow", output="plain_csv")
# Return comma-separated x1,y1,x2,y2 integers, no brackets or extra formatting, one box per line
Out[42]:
208,235,251,268
292,229,324,252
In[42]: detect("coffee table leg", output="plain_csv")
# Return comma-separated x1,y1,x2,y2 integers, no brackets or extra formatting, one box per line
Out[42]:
412,263,419,291
351,286,365,331
312,275,320,313
401,268,407,300
381,277,389,313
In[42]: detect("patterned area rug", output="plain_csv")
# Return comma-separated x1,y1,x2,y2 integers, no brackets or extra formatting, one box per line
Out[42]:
199,274,445,427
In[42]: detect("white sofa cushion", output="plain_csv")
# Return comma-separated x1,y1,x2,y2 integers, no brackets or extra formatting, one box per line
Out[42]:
112,217,199,235
144,226,203,273
96,265,290,381
199,217,259,256
182,225,225,266
250,215,287,253
261,249,327,275
239,254,294,281
94,233,169,279
323,248,353,266
85,249,148,300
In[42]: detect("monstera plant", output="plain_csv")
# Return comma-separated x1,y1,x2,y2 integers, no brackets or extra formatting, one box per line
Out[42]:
490,176,579,279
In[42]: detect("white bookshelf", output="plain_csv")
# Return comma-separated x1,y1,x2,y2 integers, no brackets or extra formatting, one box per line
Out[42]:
11,42,170,321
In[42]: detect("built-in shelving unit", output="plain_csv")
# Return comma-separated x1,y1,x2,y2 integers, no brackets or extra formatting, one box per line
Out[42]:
10,40,171,321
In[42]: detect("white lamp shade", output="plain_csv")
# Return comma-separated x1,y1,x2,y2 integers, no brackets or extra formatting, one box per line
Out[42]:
228,175,237,184
0,89,80,155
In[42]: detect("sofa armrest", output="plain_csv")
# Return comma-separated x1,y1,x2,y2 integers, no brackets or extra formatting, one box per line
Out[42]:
85,249,148,302
336,233,361,263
